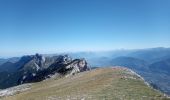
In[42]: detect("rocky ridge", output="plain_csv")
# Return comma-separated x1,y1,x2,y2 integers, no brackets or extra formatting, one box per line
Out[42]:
0,54,91,89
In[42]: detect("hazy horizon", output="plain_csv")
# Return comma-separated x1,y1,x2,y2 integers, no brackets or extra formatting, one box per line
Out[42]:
0,47,169,58
0,0,170,57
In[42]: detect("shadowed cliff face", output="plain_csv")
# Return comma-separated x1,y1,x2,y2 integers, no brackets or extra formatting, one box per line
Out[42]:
0,54,91,89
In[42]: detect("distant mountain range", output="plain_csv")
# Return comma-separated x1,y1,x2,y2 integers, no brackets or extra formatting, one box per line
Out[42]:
68,47,170,95
0,57,20,68
0,47,170,95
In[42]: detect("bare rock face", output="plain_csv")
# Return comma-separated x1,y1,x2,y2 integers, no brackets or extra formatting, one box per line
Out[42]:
16,54,91,85
0,54,90,89
61,59,90,76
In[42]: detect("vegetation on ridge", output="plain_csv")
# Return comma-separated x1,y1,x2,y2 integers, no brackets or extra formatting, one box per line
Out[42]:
1,67,169,100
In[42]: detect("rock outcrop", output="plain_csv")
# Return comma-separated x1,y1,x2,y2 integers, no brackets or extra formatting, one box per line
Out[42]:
0,54,91,88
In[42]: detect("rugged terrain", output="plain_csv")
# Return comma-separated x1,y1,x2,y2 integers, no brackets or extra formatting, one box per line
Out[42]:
0,47,170,97
0,67,169,100
0,54,90,89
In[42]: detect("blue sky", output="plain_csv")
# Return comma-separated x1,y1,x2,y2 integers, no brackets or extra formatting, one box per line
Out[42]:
0,0,170,57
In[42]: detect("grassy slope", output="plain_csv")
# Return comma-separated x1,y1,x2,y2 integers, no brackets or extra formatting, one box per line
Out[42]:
2,67,169,100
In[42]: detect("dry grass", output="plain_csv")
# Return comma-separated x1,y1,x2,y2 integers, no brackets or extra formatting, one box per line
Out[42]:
1,67,169,100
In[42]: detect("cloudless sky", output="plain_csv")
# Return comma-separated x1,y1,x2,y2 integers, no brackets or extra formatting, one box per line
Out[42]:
0,0,170,57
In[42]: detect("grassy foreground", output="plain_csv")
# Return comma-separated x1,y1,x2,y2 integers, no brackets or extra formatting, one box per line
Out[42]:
2,67,169,100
